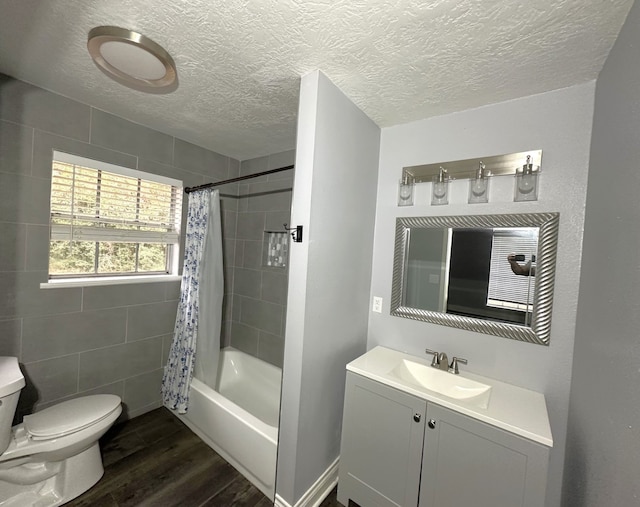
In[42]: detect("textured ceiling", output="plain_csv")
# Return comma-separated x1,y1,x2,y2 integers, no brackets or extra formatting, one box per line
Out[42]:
0,0,634,160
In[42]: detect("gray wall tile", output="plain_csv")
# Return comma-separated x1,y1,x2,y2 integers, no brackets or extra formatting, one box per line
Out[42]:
90,109,173,165
21,354,79,405
222,210,237,239
0,120,33,175
230,322,259,356
229,158,240,179
0,173,51,225
32,380,125,413
0,75,90,141
267,150,296,171
236,212,265,241
0,271,82,318
173,138,229,180
246,185,293,213
266,210,293,231
79,337,163,390
0,319,21,358
83,282,167,311
240,156,268,181
0,222,26,271
258,331,285,368
138,158,204,189
25,225,49,271
240,239,263,269
234,268,262,299
164,280,181,301
22,307,127,362
262,270,288,305
32,130,137,179
223,238,236,268
123,368,164,414
126,301,178,341
161,333,173,365
239,297,282,336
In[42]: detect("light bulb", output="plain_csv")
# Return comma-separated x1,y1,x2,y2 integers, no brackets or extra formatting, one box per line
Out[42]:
433,182,446,199
471,178,487,197
518,174,535,194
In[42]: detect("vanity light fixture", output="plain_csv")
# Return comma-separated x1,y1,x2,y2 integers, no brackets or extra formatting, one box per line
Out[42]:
397,172,415,206
468,161,490,204
431,167,450,205
87,26,177,93
514,155,540,202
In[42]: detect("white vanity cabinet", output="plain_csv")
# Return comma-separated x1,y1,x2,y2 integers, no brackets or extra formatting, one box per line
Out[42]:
338,371,550,507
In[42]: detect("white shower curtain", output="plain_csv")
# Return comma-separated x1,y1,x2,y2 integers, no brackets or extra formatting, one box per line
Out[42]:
161,189,224,413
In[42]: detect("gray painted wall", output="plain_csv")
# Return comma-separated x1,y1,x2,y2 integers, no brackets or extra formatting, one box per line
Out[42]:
276,71,380,505
0,74,239,420
369,82,596,507
564,1,640,505
228,152,294,368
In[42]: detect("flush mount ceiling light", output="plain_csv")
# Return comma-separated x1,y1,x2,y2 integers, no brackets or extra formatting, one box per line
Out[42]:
87,26,177,93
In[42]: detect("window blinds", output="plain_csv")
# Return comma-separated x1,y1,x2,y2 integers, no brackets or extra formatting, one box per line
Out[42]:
50,151,182,244
487,228,538,309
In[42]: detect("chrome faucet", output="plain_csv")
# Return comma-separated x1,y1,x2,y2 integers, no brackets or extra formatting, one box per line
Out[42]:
425,349,468,374
425,349,449,371
436,352,449,371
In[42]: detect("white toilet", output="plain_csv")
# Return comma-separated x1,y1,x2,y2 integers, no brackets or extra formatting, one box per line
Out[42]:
0,356,122,506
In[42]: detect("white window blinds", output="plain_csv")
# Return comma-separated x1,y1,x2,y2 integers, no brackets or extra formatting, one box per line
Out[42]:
487,228,538,309
50,151,182,245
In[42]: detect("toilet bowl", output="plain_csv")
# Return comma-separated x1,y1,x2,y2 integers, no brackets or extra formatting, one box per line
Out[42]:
0,357,122,506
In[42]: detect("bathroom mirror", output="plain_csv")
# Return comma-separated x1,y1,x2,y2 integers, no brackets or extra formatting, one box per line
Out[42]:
391,212,559,345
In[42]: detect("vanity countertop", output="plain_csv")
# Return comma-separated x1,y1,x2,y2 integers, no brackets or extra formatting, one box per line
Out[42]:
347,346,553,447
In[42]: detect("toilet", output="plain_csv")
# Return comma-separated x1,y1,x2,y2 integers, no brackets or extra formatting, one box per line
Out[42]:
0,356,122,506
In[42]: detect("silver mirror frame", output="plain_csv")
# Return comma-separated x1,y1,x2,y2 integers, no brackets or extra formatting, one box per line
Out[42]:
391,212,559,345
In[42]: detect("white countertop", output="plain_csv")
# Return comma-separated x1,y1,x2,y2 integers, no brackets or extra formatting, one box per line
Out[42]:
346,346,553,447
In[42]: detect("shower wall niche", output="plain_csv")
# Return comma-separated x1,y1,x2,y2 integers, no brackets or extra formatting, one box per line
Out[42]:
224,150,294,368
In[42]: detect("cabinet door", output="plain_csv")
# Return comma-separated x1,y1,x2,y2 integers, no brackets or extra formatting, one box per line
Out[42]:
420,403,549,507
338,372,427,507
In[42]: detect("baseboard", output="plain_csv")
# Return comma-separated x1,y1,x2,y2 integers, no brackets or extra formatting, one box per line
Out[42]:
274,457,339,507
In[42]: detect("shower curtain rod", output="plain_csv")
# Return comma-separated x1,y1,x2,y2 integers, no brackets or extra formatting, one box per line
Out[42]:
184,164,294,194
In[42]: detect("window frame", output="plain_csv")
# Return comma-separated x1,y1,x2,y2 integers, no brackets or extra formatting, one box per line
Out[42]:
47,151,183,283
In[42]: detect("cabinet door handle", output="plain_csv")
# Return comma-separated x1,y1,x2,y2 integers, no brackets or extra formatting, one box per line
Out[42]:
428,419,436,429
413,413,421,423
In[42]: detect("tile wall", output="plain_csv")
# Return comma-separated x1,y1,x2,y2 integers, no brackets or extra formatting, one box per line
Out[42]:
0,74,240,420
227,152,294,368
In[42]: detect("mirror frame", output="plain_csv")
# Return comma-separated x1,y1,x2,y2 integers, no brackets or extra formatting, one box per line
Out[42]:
391,212,559,345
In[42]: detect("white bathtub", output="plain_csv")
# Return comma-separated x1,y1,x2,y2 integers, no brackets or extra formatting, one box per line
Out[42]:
176,347,282,499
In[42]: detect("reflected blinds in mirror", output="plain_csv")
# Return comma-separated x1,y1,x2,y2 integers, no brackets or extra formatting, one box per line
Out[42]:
487,228,538,311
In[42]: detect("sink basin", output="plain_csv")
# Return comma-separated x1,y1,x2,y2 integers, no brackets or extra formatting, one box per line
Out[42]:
389,359,492,408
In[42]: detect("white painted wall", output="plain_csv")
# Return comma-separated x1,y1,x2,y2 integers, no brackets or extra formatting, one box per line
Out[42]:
564,1,640,505
276,70,380,505
369,82,596,507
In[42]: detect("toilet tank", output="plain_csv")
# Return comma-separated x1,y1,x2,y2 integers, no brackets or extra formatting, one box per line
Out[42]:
0,357,26,454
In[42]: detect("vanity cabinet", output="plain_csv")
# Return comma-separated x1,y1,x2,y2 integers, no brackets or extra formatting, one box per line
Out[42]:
338,372,549,507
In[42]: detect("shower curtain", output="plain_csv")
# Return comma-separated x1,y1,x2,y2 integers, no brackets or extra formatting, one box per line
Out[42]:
161,189,224,413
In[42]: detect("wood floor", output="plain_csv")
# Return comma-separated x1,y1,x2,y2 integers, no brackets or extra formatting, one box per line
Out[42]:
67,407,341,507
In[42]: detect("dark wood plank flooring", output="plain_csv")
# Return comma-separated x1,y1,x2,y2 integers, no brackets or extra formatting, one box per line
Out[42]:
67,407,342,507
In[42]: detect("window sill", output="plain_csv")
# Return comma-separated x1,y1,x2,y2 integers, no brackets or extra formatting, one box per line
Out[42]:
40,274,181,289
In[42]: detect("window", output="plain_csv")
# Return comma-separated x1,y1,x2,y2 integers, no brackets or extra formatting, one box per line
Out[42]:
49,151,183,279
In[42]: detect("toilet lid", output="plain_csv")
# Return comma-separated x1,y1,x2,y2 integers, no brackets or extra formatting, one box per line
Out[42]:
24,394,121,440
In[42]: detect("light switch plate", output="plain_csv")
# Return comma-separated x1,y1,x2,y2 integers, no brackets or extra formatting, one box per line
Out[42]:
372,296,383,313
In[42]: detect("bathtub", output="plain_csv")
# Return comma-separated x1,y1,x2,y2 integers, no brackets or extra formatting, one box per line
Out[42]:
176,347,282,499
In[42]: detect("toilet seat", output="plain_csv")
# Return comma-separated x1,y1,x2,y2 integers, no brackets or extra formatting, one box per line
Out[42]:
23,395,121,441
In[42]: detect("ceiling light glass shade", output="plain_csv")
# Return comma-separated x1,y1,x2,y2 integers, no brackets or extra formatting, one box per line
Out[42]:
431,167,449,205
87,26,177,93
398,173,415,206
468,161,490,204
514,155,539,202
